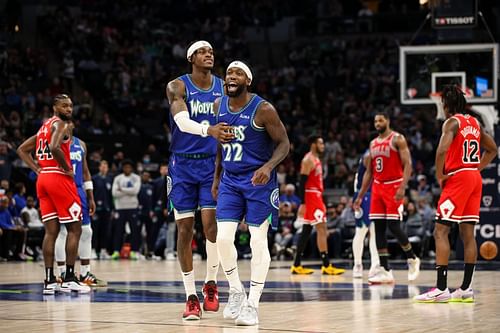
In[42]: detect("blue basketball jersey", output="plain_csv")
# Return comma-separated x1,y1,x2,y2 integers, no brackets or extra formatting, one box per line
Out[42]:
70,136,85,187
354,149,370,194
217,94,273,174
169,74,224,155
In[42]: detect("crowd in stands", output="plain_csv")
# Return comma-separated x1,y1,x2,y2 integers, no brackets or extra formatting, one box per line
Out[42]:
3,0,485,262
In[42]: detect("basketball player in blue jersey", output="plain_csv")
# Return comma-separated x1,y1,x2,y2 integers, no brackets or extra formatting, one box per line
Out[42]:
166,40,234,320
352,150,380,279
212,61,290,326
54,132,105,289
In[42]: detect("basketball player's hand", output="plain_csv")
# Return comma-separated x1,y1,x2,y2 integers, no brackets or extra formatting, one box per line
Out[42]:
63,169,74,178
394,187,405,201
88,199,96,216
437,174,450,189
251,165,272,185
208,123,235,143
353,197,362,211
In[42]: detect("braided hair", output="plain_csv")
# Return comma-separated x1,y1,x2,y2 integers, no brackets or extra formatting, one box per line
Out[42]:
441,85,466,115
52,94,70,106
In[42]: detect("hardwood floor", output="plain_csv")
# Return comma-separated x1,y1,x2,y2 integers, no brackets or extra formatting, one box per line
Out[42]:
0,259,498,332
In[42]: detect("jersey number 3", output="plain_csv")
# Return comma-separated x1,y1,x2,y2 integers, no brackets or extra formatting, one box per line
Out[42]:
36,139,53,160
462,139,479,164
375,157,383,172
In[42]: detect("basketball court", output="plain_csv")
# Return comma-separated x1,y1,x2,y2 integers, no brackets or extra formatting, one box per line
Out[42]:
1,259,499,332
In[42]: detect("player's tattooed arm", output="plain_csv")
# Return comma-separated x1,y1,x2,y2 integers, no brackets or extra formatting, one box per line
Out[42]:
50,120,72,174
353,153,373,210
251,102,290,185
394,134,412,200
166,79,187,117
435,118,458,187
212,143,223,199
16,135,40,175
478,124,498,171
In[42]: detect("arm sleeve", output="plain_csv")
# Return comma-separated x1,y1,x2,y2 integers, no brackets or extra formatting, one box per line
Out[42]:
296,174,309,202
174,111,209,137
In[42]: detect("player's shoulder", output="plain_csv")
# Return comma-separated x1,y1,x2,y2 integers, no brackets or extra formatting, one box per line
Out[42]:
256,97,275,113
167,76,187,89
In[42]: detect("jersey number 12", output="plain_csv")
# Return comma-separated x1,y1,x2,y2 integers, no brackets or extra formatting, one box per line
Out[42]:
462,139,479,164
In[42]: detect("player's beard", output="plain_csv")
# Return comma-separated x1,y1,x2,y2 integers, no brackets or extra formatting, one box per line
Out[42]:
376,125,386,134
58,113,72,121
226,84,245,97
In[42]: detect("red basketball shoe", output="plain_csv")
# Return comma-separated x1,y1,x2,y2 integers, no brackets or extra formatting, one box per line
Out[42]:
202,280,219,312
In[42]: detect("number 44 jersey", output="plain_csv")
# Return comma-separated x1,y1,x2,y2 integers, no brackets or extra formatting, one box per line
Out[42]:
36,115,71,172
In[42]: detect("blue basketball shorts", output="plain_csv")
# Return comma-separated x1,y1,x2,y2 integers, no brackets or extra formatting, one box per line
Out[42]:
77,187,91,226
216,170,279,230
354,192,371,228
168,154,216,214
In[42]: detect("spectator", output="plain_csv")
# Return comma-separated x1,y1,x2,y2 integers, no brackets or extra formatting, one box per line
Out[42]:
273,202,295,259
0,195,27,260
92,160,113,259
20,196,44,259
111,159,141,260
279,184,301,211
138,171,156,257
152,163,176,260
0,142,16,181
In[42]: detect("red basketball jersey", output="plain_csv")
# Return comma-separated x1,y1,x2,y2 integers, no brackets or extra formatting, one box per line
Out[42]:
36,116,71,170
444,114,481,174
369,131,403,182
304,152,324,193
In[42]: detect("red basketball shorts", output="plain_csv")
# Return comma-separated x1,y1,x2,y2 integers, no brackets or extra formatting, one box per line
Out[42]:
369,179,403,221
37,170,82,224
304,190,326,225
436,169,481,223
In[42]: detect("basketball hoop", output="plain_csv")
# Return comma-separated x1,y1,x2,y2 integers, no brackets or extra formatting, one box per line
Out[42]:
430,92,445,120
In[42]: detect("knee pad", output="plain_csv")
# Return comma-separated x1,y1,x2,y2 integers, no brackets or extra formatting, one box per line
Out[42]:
78,224,93,260
55,225,68,262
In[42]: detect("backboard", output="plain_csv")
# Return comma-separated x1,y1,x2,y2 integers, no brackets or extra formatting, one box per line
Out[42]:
400,43,498,105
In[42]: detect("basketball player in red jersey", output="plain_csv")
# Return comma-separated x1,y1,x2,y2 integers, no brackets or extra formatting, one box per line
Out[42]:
17,94,90,294
354,111,420,284
415,86,497,303
291,135,345,275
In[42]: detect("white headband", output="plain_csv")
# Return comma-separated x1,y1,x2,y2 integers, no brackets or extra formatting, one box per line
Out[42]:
186,41,212,60
227,61,253,84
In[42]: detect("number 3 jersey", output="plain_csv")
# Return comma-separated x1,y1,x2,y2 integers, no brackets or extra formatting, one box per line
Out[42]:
444,114,481,174
369,131,403,183
36,115,71,171
216,94,273,174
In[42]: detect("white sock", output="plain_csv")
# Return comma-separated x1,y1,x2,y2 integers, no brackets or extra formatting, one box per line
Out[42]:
205,240,219,283
181,270,197,299
217,222,243,292
57,264,66,277
368,223,380,268
80,264,90,277
353,226,368,266
248,223,271,308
